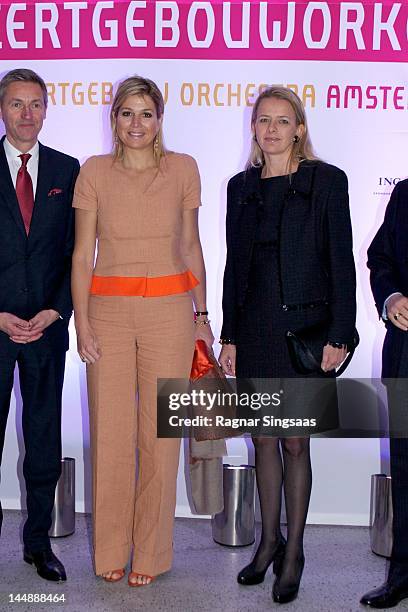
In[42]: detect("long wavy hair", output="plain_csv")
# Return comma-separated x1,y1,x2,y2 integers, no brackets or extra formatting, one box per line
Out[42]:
247,86,316,170
110,76,166,163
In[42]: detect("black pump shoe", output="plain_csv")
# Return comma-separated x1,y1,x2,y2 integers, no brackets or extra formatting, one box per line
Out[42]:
360,581,408,608
272,554,305,604
237,537,286,586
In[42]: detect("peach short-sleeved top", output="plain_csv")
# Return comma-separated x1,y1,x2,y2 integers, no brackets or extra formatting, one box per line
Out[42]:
73,152,201,297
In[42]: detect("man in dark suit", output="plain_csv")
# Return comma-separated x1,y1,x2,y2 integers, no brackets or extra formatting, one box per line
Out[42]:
363,179,408,607
0,69,79,582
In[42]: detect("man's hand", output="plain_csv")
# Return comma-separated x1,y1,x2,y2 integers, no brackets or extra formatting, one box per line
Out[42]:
0,312,43,344
386,294,408,331
8,309,60,344
28,309,60,334
0,312,31,337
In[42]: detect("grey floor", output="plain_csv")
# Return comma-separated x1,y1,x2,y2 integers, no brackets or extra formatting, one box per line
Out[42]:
0,511,407,612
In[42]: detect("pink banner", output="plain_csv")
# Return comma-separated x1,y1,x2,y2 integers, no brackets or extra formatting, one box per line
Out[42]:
0,0,406,62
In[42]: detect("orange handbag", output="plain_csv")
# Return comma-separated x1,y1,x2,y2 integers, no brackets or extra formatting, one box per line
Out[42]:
190,340,239,441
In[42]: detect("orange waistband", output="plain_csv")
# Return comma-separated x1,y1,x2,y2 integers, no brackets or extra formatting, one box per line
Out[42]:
90,270,199,297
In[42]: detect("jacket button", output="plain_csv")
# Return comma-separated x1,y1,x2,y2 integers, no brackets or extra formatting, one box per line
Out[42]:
282,304,288,311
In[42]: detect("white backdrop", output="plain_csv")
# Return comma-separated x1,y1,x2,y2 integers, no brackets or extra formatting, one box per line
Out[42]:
1,0,407,525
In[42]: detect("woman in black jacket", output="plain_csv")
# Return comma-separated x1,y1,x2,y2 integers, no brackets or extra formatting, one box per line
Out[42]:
219,87,356,603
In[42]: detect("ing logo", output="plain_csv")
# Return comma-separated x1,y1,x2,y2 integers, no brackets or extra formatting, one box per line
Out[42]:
378,177,401,187
374,177,402,197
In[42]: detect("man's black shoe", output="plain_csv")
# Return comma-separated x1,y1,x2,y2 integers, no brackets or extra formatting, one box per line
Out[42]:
360,581,408,608
24,549,67,582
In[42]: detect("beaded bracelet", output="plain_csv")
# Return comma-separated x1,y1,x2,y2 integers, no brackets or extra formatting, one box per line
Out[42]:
194,310,208,317
219,338,235,345
195,319,211,326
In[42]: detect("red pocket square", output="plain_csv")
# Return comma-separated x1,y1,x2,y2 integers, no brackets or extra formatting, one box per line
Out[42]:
48,188,63,197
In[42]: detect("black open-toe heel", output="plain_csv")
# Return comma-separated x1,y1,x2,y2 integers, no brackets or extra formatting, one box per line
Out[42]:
272,554,305,603
237,536,286,586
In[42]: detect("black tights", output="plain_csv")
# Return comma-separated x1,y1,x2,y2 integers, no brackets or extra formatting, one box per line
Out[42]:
250,436,311,583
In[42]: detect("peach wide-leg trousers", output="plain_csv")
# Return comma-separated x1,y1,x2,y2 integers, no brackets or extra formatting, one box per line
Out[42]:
86,293,195,576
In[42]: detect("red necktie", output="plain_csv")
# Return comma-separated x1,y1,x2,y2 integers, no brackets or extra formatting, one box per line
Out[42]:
16,153,34,234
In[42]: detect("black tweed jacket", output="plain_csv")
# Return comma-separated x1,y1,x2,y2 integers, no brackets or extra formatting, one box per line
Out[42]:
221,159,356,345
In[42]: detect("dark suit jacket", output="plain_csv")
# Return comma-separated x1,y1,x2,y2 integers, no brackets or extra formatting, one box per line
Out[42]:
221,159,356,344
367,179,408,378
0,136,80,352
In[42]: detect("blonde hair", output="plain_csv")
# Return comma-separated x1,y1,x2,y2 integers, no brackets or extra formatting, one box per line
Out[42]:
247,86,315,169
110,75,166,162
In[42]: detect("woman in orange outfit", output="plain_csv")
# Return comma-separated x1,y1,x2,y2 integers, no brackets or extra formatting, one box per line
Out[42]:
71,76,213,586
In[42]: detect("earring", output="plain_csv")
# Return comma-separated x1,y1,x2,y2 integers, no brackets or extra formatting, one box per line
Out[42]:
153,136,159,156
293,135,300,143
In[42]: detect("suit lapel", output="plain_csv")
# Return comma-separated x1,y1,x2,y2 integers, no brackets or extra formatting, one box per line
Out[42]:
0,136,27,237
28,142,52,240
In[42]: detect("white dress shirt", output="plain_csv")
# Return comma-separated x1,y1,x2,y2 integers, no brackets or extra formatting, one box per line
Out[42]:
3,138,39,196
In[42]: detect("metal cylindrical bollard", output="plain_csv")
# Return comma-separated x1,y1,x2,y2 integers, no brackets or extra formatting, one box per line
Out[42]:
369,474,393,557
212,464,255,547
49,457,75,538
